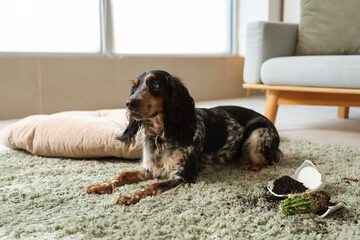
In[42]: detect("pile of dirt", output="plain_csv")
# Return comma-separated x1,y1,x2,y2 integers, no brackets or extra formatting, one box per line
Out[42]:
272,176,308,195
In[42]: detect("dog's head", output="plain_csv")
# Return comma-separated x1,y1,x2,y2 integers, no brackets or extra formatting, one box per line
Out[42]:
118,70,196,145
125,70,170,121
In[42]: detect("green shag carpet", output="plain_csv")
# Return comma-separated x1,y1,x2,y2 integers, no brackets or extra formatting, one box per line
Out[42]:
0,139,359,239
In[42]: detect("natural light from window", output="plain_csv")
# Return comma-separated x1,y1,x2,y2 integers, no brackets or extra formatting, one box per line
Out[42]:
110,0,232,55
0,0,101,53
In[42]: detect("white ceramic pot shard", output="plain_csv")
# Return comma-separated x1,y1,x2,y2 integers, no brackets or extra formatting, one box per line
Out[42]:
291,160,326,192
267,160,326,197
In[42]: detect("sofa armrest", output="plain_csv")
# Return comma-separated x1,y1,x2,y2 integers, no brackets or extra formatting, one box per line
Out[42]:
243,21,298,84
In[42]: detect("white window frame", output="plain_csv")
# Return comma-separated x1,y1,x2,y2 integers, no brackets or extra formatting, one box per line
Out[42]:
0,0,238,57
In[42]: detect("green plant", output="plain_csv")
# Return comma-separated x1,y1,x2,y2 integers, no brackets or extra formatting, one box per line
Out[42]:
280,191,330,215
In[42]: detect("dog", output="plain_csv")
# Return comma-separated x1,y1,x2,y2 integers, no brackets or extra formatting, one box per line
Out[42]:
84,70,282,205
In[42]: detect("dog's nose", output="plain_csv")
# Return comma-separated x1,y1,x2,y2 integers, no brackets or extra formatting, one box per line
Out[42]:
126,98,139,110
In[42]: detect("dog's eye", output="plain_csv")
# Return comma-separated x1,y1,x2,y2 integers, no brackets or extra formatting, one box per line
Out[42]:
152,82,160,89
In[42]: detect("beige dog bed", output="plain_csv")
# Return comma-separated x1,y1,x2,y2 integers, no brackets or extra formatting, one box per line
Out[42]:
0,109,144,159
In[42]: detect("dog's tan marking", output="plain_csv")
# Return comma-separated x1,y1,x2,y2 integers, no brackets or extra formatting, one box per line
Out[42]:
242,164,264,172
84,170,150,195
115,179,172,205
246,128,269,167
133,79,139,86
132,90,165,120
142,113,164,136
156,150,182,172
149,95,164,113
142,147,183,178
145,73,155,82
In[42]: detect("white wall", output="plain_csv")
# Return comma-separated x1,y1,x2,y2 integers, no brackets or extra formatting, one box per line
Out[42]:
283,0,300,23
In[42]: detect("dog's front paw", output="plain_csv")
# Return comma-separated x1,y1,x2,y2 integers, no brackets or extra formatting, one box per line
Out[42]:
84,183,114,194
242,164,264,172
115,192,142,206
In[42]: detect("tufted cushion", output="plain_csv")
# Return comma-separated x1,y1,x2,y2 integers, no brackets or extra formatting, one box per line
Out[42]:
0,109,144,159
296,0,360,55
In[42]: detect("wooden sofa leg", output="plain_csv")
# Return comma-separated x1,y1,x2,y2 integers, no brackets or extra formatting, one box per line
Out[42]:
245,89,251,98
337,106,349,119
265,90,280,124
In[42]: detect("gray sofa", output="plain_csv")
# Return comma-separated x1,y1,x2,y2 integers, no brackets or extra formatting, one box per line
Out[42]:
244,21,360,88
243,21,360,123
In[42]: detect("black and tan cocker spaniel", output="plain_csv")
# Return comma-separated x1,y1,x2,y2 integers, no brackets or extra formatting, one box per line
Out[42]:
85,70,282,205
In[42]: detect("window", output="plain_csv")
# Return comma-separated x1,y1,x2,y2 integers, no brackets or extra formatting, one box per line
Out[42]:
0,0,101,53
0,0,235,55
110,0,234,55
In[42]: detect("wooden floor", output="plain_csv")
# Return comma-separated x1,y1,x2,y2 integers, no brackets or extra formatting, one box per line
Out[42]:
1,95,360,151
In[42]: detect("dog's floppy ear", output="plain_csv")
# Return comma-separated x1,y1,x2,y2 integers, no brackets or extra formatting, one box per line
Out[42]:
164,75,196,145
116,118,142,144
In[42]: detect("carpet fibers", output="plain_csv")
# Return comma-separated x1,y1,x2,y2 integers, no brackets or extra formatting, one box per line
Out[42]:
0,139,359,239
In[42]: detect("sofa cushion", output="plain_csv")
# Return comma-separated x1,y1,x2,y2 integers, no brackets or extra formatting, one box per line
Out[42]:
0,109,144,159
296,0,360,55
261,56,360,88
